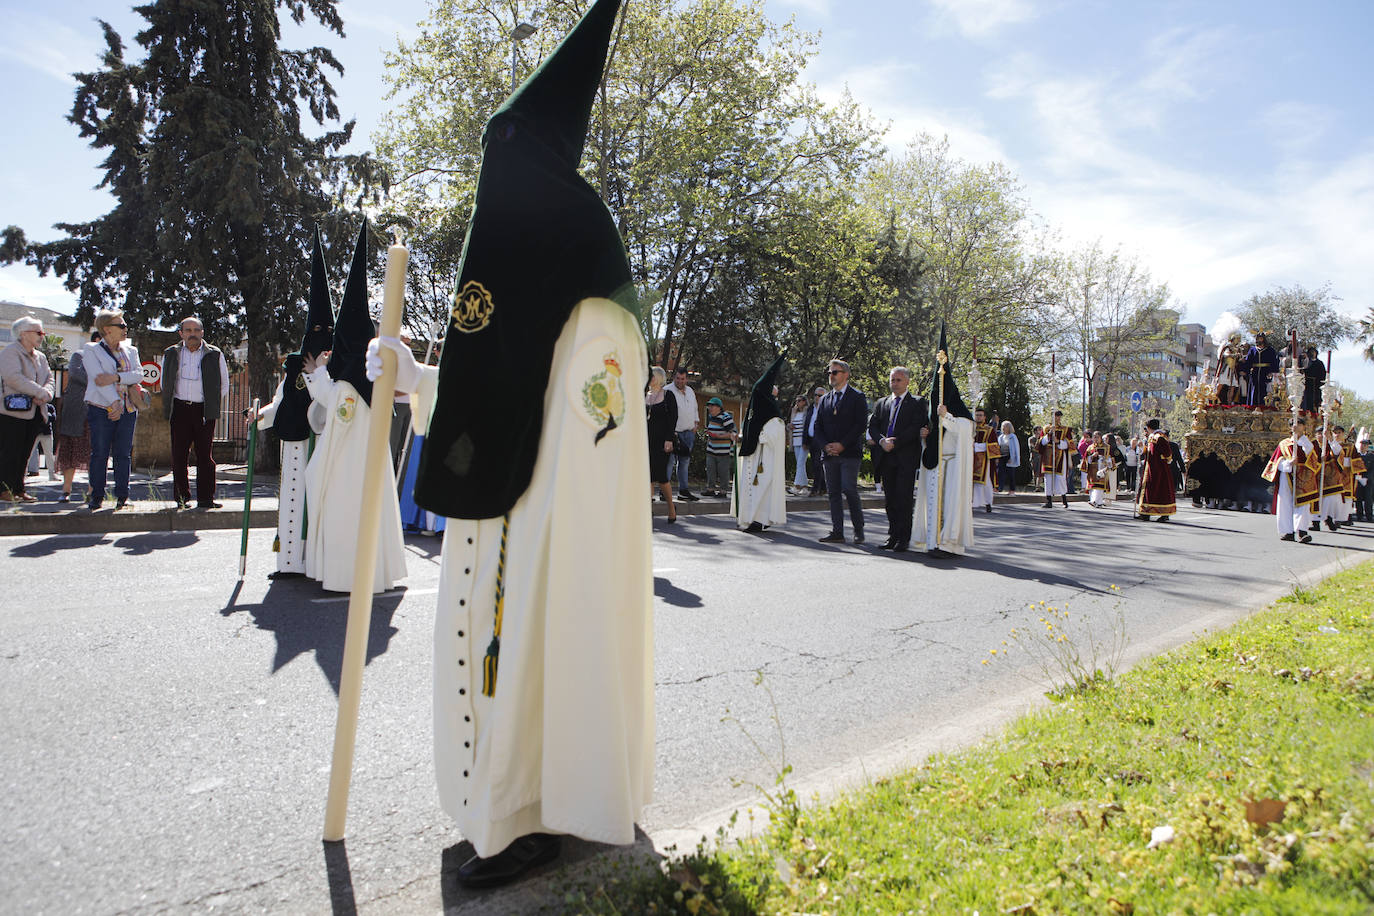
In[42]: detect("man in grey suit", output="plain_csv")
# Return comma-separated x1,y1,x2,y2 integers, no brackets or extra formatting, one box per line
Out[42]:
815,359,868,544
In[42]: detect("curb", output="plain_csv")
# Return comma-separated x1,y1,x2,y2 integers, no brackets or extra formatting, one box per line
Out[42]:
2,489,1106,537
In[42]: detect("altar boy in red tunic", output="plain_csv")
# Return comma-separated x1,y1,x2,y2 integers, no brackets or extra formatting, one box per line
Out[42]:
1134,418,1176,521
1261,417,1319,543
971,407,1001,513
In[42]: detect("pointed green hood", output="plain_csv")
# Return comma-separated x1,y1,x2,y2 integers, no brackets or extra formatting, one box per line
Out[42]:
740,354,785,457
272,227,336,442
415,0,636,520
329,223,375,406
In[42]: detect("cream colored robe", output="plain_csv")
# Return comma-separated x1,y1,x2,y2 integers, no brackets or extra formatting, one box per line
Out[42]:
256,378,325,575
734,417,787,529
410,298,653,857
914,413,975,554
301,368,407,592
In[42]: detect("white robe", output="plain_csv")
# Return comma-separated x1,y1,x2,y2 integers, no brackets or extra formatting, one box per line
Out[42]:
1274,453,1313,537
415,299,653,858
971,436,994,509
1040,435,1071,497
256,378,324,575
914,414,975,554
734,417,787,529
301,368,407,593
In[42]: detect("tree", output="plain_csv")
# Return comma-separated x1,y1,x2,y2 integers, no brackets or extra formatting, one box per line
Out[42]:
1234,282,1353,352
1058,242,1175,430
857,136,1063,377
377,0,882,374
15,3,382,406
1355,307,1374,363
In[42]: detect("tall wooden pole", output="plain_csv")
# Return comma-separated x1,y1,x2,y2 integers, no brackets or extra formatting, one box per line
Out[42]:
323,233,408,842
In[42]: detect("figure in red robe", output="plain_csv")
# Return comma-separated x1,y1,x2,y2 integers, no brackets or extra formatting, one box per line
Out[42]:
1135,418,1176,521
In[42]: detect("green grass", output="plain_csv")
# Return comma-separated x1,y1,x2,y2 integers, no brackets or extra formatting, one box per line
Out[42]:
564,562,1374,915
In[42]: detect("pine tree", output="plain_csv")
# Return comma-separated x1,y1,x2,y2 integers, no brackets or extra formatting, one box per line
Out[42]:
20,1,381,404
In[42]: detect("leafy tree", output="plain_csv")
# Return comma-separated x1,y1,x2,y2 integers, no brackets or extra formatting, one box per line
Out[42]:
15,3,383,404
1234,282,1353,352
377,0,882,374
1058,241,1175,430
858,136,1062,375
1354,308,1374,364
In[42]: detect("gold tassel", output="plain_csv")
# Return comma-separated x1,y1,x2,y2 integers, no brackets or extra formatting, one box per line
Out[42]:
480,516,510,697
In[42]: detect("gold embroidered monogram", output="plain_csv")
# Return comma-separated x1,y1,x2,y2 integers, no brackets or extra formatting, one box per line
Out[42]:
451,281,496,334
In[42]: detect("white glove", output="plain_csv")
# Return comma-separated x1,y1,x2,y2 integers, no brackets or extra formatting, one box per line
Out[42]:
365,336,422,393
1278,459,1294,472
1358,476,1367,486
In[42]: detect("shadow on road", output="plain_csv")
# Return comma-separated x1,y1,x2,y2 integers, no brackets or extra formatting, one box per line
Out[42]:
8,533,108,558
112,531,199,555
220,579,404,694
655,576,703,608
322,840,357,916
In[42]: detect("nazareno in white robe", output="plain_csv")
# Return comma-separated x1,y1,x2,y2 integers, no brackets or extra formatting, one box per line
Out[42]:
301,367,407,593
734,416,787,529
914,413,975,554
410,298,654,858
256,378,325,575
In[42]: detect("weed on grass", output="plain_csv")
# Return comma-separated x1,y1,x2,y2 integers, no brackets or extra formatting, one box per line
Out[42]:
582,562,1374,915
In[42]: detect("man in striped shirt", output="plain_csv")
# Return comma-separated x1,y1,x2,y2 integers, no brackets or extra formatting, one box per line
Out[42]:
702,397,737,497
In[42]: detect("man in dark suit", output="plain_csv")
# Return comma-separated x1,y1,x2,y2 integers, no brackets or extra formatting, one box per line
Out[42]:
866,366,929,551
815,359,868,544
802,385,827,496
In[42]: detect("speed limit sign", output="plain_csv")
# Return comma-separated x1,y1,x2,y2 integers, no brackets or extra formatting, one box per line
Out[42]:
141,360,163,391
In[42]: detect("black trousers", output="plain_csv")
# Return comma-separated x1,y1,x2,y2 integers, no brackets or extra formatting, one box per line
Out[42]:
807,443,827,492
170,400,217,504
879,458,917,545
1357,480,1373,521
0,413,42,496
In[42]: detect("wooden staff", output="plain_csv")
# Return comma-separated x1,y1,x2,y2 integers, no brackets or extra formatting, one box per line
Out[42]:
238,398,261,579
323,231,408,842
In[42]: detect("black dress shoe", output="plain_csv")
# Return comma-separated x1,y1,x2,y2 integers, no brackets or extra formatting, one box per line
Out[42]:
1042,498,1052,508
679,490,700,502
267,570,307,579
818,532,844,543
1299,531,1313,543
985,505,993,513
878,540,895,550
745,521,764,533
1154,515,1169,522
893,542,909,552
853,531,865,544
1280,533,1295,541
1325,518,1338,532
1310,522,1321,531
927,548,954,559
114,498,128,510
1061,496,1069,507
1135,513,1150,520
199,501,224,509
455,833,561,889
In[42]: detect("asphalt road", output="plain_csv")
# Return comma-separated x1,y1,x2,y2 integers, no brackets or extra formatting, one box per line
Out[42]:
2,501,1370,914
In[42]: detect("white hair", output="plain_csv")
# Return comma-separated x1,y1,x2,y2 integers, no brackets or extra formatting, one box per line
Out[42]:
10,316,43,335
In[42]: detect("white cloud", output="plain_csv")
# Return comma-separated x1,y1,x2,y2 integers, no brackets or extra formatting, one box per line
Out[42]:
817,61,1014,167
0,266,81,319
927,0,1037,38
0,13,101,84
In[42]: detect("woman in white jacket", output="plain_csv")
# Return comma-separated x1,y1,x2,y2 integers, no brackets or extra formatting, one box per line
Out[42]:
81,309,143,510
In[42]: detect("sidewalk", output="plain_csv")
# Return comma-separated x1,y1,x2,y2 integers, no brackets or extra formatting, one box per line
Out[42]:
1,469,1101,536
0,464,279,536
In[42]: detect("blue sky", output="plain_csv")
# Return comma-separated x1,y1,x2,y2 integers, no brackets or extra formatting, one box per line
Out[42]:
3,0,1371,391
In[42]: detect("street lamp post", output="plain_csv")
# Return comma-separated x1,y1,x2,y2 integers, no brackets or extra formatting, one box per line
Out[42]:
510,21,537,91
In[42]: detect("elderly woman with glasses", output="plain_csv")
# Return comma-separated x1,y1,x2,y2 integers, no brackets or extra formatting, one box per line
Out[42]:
81,309,144,510
0,316,56,501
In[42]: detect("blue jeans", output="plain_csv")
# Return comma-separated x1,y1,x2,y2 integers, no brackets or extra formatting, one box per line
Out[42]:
793,444,809,487
87,404,137,504
823,454,863,536
669,430,695,490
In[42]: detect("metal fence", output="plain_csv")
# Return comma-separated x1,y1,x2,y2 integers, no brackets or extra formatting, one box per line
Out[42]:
214,369,273,462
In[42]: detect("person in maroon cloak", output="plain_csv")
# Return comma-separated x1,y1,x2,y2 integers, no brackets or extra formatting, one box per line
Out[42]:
1135,417,1177,521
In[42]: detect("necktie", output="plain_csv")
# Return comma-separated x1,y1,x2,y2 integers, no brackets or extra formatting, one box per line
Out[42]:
887,395,901,437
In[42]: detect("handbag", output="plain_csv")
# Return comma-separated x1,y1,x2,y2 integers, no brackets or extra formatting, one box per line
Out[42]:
3,392,33,412
126,384,152,413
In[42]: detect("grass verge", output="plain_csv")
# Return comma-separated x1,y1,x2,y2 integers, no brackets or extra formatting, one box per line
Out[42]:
565,560,1374,914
